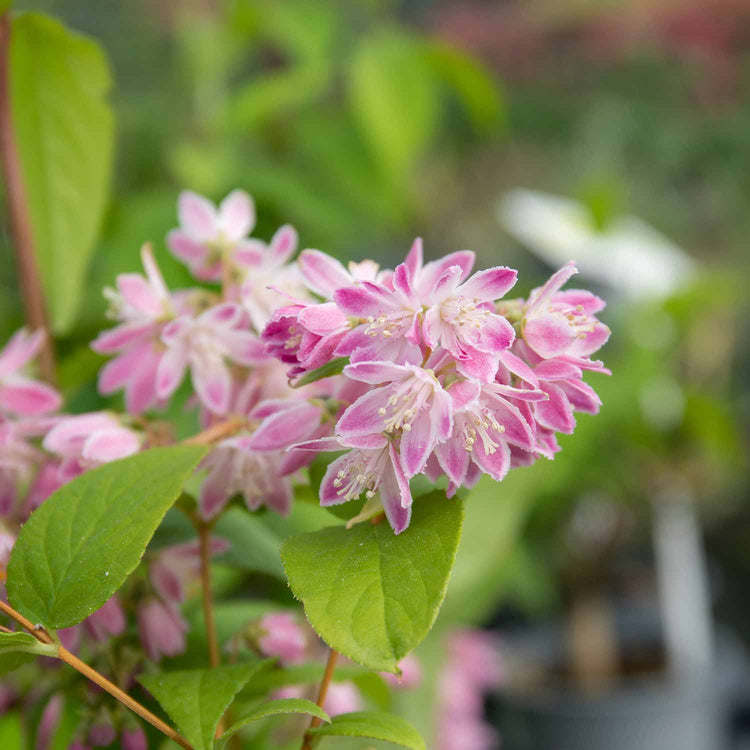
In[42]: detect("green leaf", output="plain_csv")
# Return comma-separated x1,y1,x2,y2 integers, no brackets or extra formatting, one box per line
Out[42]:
10,12,114,332
0,631,57,674
281,492,463,672
214,507,285,578
310,710,425,750
220,698,329,743
7,445,206,628
138,661,267,750
292,357,348,388
348,29,437,182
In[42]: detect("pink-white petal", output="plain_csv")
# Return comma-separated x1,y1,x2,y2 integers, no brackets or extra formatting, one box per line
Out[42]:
336,388,389,437
218,189,255,241
155,344,188,399
0,378,61,416
269,225,298,266
343,361,409,385
178,191,218,241
248,404,321,452
458,266,517,302
298,250,352,298
82,429,140,462
524,313,576,359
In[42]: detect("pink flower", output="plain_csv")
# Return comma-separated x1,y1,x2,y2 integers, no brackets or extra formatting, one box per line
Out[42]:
332,239,477,367
88,719,116,747
82,596,126,642
324,682,363,717
0,529,15,568
121,727,147,750
298,249,391,299
337,360,453,478
43,412,141,481
238,225,310,331
382,654,423,689
257,612,308,665
0,420,42,514
0,329,61,417
434,378,544,495
92,246,176,413
167,190,257,282
293,434,412,533
36,695,63,750
150,538,228,604
521,262,610,361
261,301,350,380
157,303,266,415
422,265,518,382
137,599,187,661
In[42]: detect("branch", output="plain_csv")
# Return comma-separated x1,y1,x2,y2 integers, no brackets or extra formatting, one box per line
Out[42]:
0,598,192,749
0,12,55,382
183,416,247,446
197,521,220,669
301,648,339,750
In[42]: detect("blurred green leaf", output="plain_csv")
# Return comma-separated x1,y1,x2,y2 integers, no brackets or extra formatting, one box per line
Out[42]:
281,493,463,672
11,12,114,333
0,631,56,675
310,710,425,750
424,42,503,132
348,29,437,183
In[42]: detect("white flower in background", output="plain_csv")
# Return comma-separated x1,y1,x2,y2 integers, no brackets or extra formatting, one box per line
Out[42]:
498,189,695,300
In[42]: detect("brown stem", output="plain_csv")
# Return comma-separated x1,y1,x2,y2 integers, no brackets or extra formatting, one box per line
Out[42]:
301,649,339,750
182,416,247,446
58,646,192,749
0,13,55,382
197,522,220,670
0,599,54,644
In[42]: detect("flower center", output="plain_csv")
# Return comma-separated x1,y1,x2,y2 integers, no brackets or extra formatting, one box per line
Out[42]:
377,377,434,433
331,448,386,501
461,405,504,454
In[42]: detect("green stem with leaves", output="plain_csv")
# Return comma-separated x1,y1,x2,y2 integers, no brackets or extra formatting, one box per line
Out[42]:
0,598,192,749
301,648,339,750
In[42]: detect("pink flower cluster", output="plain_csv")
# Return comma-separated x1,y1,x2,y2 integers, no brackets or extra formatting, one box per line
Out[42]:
264,238,610,532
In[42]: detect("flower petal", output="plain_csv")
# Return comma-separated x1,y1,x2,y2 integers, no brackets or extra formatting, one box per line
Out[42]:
0,377,61,416
178,191,217,240
269,224,298,265
248,404,321,452
336,388,389,437
524,313,576,359
298,249,352,298
343,361,409,385
536,382,576,433
82,428,140,462
458,266,517,302
218,189,255,241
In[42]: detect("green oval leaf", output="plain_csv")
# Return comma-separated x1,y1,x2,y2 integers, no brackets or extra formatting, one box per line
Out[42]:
138,661,268,750
281,492,463,672
0,631,57,675
310,710,425,750
220,698,329,743
10,12,114,333
7,445,206,628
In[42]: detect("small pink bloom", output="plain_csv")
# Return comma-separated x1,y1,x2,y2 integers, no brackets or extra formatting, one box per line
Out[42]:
150,538,228,604
167,190,256,282
121,727,147,750
92,246,176,413
293,435,412,533
338,360,453,478
257,612,308,665
36,695,63,750
0,329,61,417
298,249,390,299
324,681,363,717
238,225,311,331
88,720,116,748
0,529,15,567
137,599,187,661
43,413,141,479
82,596,126,642
382,654,422,689
522,262,610,360
157,303,265,415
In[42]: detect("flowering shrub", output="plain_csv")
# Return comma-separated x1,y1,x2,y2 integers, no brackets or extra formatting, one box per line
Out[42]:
0,189,608,750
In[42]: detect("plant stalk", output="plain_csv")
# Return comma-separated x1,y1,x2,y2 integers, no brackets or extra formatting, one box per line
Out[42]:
197,522,221,669
183,416,247,446
0,12,56,382
301,648,339,750
58,646,192,749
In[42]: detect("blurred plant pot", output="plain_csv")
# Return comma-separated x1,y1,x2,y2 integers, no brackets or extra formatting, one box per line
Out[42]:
493,608,749,750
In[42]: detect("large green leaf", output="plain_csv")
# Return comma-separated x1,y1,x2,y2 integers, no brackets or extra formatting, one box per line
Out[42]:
10,12,114,332
310,710,425,750
281,492,463,672
348,29,437,182
7,446,206,628
220,698,329,744
138,661,267,750
0,631,57,675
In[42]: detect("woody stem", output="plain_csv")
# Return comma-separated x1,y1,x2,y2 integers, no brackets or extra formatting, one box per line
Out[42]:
300,648,339,750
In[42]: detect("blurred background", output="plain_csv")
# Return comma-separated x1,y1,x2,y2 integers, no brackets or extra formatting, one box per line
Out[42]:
2,1,749,748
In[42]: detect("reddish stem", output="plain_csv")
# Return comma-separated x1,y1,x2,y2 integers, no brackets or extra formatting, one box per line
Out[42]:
0,13,55,382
